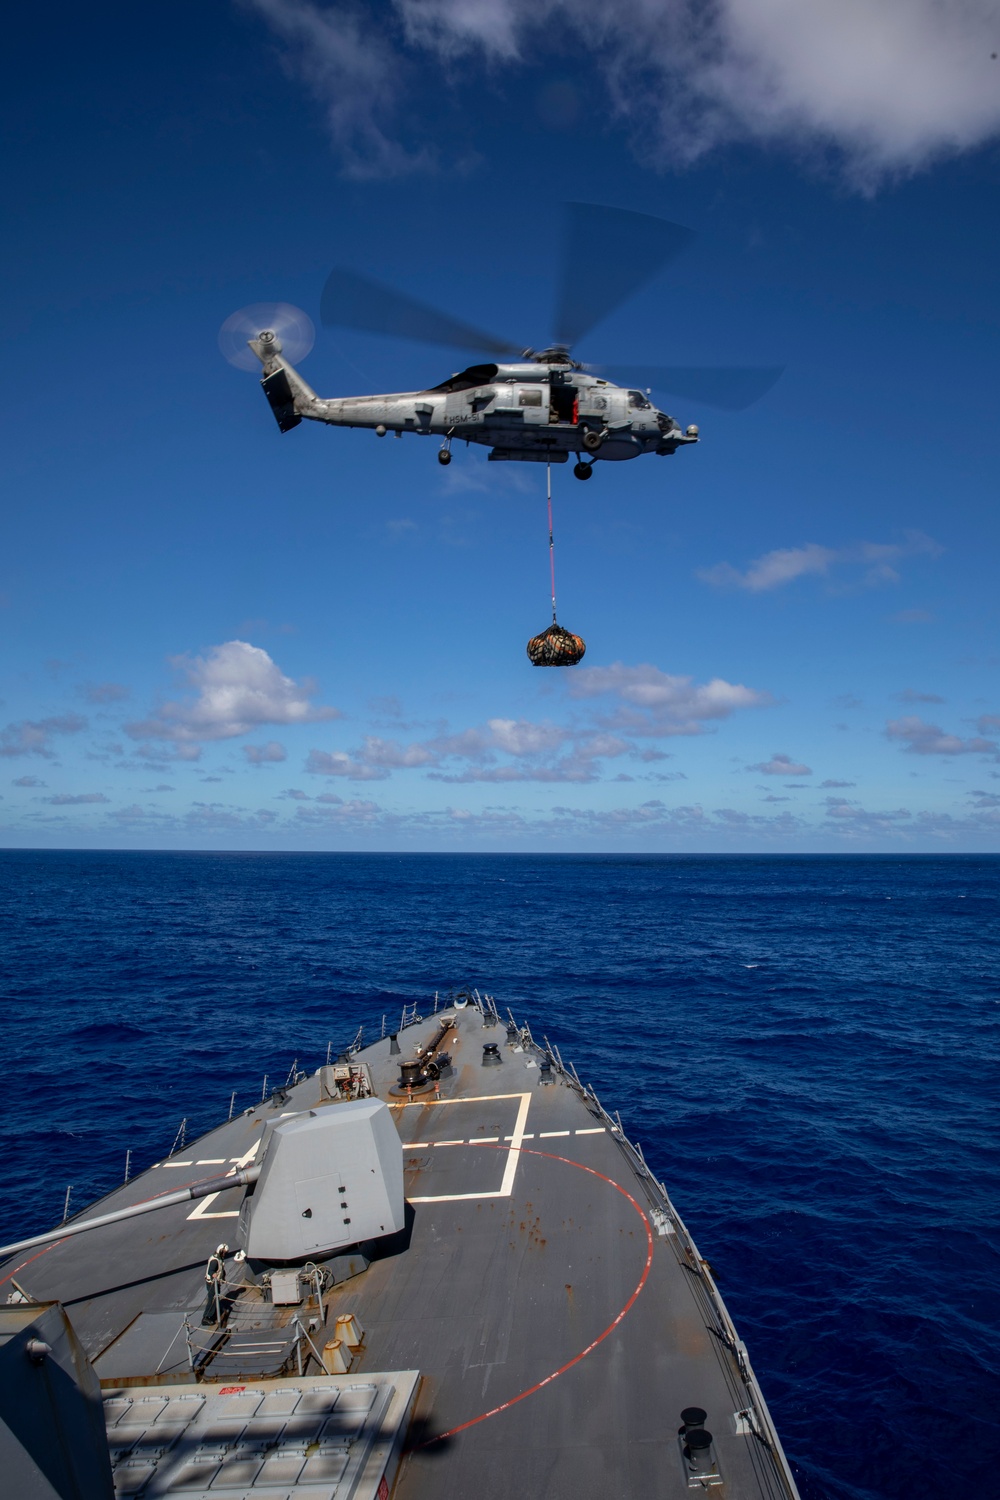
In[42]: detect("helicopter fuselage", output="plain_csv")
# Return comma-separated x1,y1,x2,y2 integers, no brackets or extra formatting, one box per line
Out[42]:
251,337,698,466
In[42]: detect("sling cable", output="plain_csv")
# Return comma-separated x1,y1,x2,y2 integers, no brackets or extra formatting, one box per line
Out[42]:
527,464,586,666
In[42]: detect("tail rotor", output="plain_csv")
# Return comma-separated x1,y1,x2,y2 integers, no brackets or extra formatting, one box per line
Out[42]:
218,303,315,371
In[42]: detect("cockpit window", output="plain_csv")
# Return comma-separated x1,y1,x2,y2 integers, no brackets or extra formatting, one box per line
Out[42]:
628,390,652,409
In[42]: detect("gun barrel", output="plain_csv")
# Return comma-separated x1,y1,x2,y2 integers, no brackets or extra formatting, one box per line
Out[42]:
0,1166,261,1262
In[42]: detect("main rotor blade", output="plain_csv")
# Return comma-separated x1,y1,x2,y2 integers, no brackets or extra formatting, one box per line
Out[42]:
554,204,696,349
321,268,521,357
598,364,784,411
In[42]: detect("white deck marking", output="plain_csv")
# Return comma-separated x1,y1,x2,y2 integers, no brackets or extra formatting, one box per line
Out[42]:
392,1090,529,1108
230,1140,262,1170
403,1142,430,1150
187,1192,240,1221
575,1127,607,1135
186,1139,261,1222
407,1092,531,1205
161,1161,193,1168
497,1091,531,1197
472,1136,499,1144
196,1159,225,1164
540,1130,570,1138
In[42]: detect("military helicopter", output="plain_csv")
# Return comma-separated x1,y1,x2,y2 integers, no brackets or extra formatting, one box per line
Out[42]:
221,204,781,481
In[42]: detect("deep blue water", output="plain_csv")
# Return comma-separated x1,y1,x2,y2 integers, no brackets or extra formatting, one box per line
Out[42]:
1,851,998,1498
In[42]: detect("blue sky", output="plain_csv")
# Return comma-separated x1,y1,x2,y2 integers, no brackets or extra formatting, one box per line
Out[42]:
3,0,1000,851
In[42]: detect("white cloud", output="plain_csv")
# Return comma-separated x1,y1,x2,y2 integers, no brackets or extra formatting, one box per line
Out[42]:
885,716,998,756
306,719,575,780
295,797,385,824
485,718,569,756
81,682,130,704
300,661,768,788
0,713,88,759
126,641,339,748
127,741,203,766
241,0,434,178
355,736,442,769
305,749,390,781
244,741,288,765
895,689,945,704
698,533,941,593
749,752,813,776
42,792,111,805
428,759,600,785
249,0,1000,185
698,544,837,592
822,795,914,833
568,662,772,733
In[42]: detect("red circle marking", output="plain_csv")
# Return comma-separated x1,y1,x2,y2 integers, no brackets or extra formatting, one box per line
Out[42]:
413,1144,655,1449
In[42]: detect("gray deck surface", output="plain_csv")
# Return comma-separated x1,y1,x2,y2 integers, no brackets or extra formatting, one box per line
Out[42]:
2,1008,797,1500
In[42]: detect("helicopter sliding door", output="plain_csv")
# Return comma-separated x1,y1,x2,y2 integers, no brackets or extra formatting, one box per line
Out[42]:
549,378,577,425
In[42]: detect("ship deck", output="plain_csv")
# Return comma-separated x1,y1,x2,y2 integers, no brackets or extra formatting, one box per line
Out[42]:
2,1005,798,1500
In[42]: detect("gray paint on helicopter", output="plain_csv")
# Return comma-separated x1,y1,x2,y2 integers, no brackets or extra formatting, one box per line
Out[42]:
238,204,781,468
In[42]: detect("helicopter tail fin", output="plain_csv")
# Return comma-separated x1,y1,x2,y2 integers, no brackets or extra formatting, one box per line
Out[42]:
249,332,320,434
260,366,302,433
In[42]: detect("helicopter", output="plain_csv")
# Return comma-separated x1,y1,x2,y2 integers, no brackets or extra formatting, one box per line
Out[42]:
221,204,781,481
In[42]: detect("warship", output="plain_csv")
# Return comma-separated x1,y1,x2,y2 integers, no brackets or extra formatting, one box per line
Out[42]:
0,990,802,1499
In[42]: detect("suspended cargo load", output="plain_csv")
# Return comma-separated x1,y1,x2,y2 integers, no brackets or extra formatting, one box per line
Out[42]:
527,622,586,667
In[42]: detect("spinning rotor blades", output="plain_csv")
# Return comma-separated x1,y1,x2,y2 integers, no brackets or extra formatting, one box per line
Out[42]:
219,303,315,371
554,203,696,349
321,268,520,357
597,364,785,412
317,204,782,409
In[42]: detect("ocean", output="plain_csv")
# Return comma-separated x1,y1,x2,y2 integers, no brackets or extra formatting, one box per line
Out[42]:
1,850,997,1498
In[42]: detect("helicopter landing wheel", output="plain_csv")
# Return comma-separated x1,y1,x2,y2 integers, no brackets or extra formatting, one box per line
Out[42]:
573,461,593,481
437,448,452,466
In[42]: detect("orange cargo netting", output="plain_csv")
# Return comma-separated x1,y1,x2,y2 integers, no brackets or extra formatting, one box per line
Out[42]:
527,623,587,667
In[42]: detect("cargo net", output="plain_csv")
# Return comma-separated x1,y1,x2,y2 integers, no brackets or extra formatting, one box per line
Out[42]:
527,622,586,667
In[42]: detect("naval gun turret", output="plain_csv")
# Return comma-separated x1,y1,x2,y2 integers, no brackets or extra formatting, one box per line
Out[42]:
0,1098,405,1268
238,1097,404,1262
